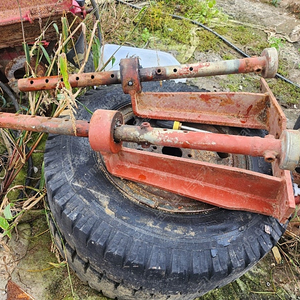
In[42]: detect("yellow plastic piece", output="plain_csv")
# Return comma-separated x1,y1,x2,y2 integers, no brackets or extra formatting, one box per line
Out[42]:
173,121,181,130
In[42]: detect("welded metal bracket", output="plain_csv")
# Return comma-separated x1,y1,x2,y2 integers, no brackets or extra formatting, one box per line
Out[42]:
89,58,294,222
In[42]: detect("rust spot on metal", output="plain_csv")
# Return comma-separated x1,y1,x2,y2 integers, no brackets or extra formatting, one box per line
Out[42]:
200,94,211,102
139,174,146,181
246,105,253,116
238,57,267,74
256,97,271,125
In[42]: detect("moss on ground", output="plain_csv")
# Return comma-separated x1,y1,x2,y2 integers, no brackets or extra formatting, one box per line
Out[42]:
267,78,300,105
11,212,108,300
99,1,298,104
216,25,269,55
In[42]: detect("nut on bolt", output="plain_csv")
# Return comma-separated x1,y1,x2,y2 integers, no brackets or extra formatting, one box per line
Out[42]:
263,150,277,163
141,122,151,128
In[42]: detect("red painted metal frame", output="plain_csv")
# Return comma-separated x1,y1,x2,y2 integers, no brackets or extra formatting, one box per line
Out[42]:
88,62,294,222
88,104,294,222
11,55,296,221
102,148,287,219
0,82,295,220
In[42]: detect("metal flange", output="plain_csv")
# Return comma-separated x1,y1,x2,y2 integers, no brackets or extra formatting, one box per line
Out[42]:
261,48,278,78
89,109,123,153
279,130,300,170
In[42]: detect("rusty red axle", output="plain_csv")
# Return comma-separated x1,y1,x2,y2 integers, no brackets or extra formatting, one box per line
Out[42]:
1,110,298,171
113,123,282,161
18,48,278,92
0,112,89,137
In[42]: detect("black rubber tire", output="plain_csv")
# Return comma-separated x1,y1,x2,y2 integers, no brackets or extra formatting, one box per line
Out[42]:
293,117,300,174
294,115,300,130
45,81,286,300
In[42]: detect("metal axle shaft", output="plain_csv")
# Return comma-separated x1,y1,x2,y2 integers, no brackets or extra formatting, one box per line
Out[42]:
1,107,299,170
0,112,89,137
114,123,281,161
18,48,277,92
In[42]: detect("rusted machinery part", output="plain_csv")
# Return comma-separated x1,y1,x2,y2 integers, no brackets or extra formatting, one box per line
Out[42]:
5,55,47,94
17,48,278,91
88,109,300,171
87,109,295,222
1,108,300,171
117,0,300,89
0,112,89,137
0,0,73,49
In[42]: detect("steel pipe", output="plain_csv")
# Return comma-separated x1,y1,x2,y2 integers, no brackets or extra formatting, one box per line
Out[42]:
1,110,300,170
18,48,278,92
114,123,282,161
0,112,89,137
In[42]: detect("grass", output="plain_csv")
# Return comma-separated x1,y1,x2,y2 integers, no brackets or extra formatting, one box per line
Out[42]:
0,5,107,234
0,10,103,299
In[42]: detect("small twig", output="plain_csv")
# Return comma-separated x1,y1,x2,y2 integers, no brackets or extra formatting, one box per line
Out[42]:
47,22,86,76
0,129,13,157
78,21,99,74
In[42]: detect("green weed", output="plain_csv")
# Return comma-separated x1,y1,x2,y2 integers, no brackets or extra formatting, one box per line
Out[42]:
161,0,223,24
271,0,281,7
269,36,285,50
141,27,151,43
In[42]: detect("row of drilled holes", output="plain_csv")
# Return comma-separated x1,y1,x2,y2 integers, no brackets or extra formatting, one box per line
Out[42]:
156,66,194,75
29,73,116,85
28,65,196,85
